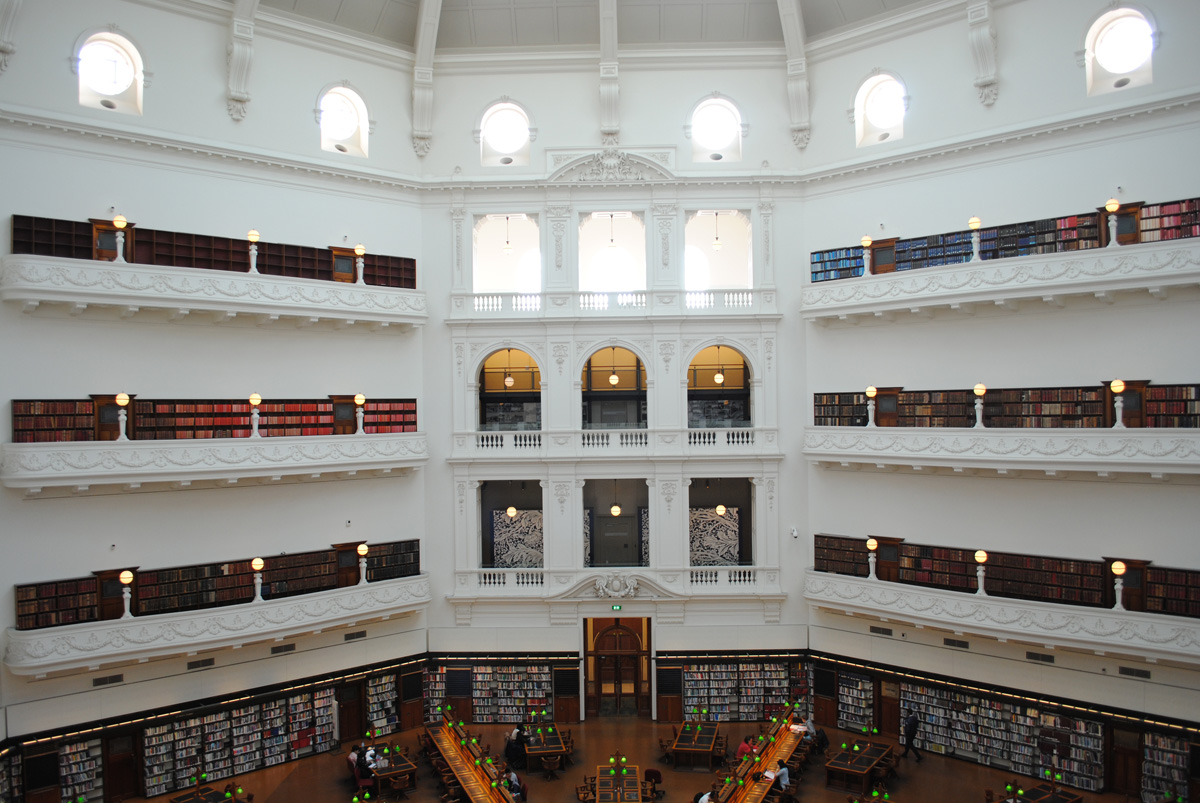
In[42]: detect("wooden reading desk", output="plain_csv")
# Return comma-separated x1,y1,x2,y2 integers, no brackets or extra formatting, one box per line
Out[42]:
594,763,642,803
671,721,720,769
370,750,418,796
824,740,892,795
427,714,515,803
711,713,805,803
1001,782,1084,803
523,723,568,762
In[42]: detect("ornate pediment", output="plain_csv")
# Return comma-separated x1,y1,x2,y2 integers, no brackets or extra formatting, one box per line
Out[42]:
550,149,675,184
551,572,680,601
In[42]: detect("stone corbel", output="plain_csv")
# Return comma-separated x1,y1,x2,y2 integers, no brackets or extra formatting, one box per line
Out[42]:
967,0,998,106
226,0,258,121
0,0,21,74
786,58,811,148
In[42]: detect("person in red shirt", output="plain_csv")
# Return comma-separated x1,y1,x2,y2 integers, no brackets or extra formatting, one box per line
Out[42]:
735,736,756,761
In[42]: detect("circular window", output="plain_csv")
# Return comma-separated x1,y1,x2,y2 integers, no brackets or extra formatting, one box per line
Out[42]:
865,78,905,130
693,102,739,151
482,105,530,155
320,91,360,141
79,40,135,96
1095,15,1153,74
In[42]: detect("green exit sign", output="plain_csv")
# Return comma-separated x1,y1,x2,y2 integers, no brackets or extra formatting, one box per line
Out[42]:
611,604,622,611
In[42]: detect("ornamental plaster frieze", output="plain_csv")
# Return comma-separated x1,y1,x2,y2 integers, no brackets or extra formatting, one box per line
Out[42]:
0,255,427,329
1,434,428,494
803,428,1200,479
804,572,1200,664
4,575,432,676
801,240,1200,323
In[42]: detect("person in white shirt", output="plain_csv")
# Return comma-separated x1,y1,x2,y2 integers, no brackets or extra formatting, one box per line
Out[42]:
773,760,790,791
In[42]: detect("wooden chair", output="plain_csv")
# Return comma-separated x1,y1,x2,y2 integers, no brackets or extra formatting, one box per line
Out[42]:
575,784,594,803
385,775,409,801
643,768,665,800
658,738,673,764
985,790,994,803
541,755,561,780
562,738,576,767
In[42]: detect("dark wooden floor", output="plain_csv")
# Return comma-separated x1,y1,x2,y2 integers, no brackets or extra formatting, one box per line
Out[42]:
146,719,1141,803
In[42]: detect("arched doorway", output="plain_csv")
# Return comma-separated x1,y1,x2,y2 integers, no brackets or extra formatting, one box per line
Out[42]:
585,618,651,717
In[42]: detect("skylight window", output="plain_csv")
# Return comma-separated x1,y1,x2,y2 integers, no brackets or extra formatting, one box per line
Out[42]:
479,101,534,166
318,85,371,157
1085,8,1156,96
854,73,907,147
688,96,744,163
75,30,144,115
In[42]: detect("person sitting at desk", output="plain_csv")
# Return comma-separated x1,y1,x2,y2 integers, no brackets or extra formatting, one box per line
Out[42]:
802,716,815,741
772,760,790,792
502,769,521,800
735,736,756,761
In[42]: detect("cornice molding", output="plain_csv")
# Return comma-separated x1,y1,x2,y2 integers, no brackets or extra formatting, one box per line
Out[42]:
4,574,432,676
803,428,1200,480
3,87,1197,195
801,240,1200,322
2,434,428,495
804,571,1200,665
1,255,427,328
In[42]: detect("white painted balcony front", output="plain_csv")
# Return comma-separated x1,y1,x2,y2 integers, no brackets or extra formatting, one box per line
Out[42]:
4,573,432,676
449,288,779,320
1,433,429,496
1,254,427,330
451,427,780,461
804,570,1200,666
803,427,1200,480
457,566,776,596
800,239,1200,324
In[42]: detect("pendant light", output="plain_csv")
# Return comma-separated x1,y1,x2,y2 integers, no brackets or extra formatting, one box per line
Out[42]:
503,216,513,256
607,213,616,248
715,504,727,516
504,348,515,388
713,345,725,385
712,212,722,252
608,346,620,386
610,479,621,517
506,506,518,517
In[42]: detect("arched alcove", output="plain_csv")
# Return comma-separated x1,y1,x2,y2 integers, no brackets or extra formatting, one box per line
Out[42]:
686,345,751,428
479,348,541,430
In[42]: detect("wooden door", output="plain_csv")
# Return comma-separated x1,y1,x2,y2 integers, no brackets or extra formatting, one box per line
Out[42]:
875,538,903,583
878,681,901,737
1108,728,1141,796
400,700,423,731
337,681,363,743
330,247,358,283
103,733,138,803
873,388,901,428
814,696,838,727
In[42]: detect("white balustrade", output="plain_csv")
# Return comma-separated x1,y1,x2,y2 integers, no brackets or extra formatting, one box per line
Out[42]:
579,293,610,310
473,295,503,312
686,291,714,309
448,289,773,319
454,428,776,460
512,294,542,312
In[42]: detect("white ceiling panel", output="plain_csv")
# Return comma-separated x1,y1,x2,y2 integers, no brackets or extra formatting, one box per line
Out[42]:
555,4,603,46
662,4,704,42
437,8,476,46
618,5,662,44
334,0,389,31
376,0,420,46
745,3,784,42
472,8,518,46
514,6,561,45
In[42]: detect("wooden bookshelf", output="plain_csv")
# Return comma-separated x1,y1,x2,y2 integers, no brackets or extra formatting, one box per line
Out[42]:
366,540,422,582
809,246,866,282
57,739,101,803
1146,566,1200,618
367,675,398,737
813,534,869,578
362,400,418,434
11,400,96,443
1145,384,1200,429
140,724,173,797
813,392,867,427
1140,198,1200,242
230,705,262,776
682,662,739,721
136,560,257,615
14,577,99,630
898,389,977,427
260,699,287,768
471,663,552,724
985,553,1105,606
10,216,418,289
311,687,336,754
836,672,873,732
423,666,447,724
1142,733,1191,802
898,544,980,592
201,711,232,784
172,716,202,789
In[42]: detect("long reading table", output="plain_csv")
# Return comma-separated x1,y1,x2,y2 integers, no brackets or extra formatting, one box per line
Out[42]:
824,740,892,795
594,763,642,803
427,714,515,803
670,721,720,769
711,713,805,803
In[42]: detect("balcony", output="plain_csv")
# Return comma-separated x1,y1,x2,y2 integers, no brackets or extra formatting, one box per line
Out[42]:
800,239,1200,325
803,426,1200,481
804,570,1200,665
1,254,427,331
449,288,779,321
1,433,428,496
4,573,432,676
451,427,781,462
448,566,785,626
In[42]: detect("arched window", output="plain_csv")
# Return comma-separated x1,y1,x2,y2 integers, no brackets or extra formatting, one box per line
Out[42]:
687,95,744,163
318,85,371,157
478,100,534,166
1085,7,1156,96
75,30,145,115
854,72,907,147
686,346,751,428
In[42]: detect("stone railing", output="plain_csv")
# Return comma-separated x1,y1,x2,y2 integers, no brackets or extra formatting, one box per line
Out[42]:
450,288,779,320
1,254,427,331
804,570,1200,664
801,239,1200,324
803,427,1200,480
4,574,432,675
2,433,428,496
453,427,779,461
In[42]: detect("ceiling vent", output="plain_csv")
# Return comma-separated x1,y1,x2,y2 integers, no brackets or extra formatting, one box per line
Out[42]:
271,643,296,655
1026,651,1055,664
944,638,969,650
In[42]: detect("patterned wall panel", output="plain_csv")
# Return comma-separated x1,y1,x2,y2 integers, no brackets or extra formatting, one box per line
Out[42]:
639,507,650,567
689,507,740,565
492,509,544,567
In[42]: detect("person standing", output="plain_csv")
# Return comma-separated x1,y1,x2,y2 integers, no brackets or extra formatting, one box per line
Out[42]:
900,709,923,762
